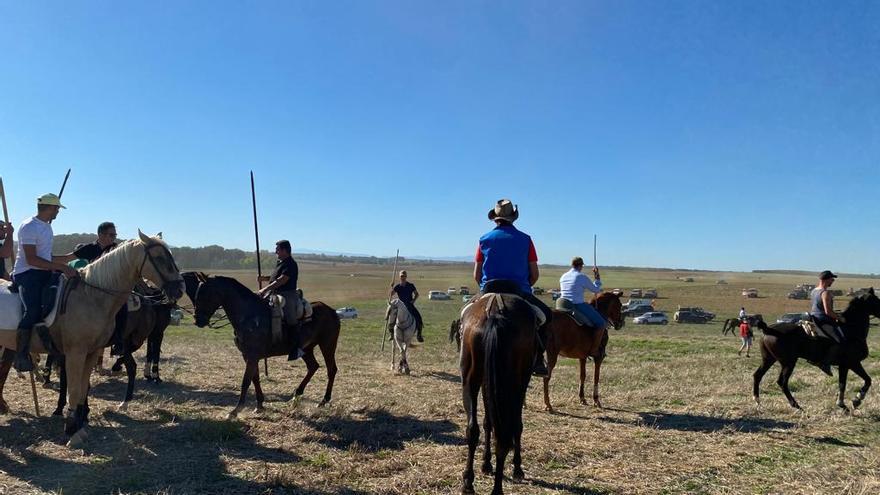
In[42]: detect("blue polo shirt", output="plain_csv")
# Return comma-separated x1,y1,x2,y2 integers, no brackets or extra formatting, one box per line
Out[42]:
475,225,537,294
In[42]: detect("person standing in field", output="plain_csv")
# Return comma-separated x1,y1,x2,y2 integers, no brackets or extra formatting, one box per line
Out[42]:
390,270,424,342
473,199,551,376
0,220,13,281
556,256,606,328
738,319,752,357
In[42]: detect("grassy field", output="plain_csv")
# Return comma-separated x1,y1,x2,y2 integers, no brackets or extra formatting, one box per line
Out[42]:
1,263,879,494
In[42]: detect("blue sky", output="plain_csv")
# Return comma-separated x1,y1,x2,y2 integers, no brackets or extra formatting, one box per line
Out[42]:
1,1,877,273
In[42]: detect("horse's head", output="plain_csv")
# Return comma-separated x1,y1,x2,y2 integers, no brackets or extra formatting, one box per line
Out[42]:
595,292,625,330
191,272,222,328
137,230,184,301
855,287,880,319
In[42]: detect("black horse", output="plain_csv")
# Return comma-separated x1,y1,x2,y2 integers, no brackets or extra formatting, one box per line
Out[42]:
753,288,880,411
46,281,174,415
182,272,340,418
721,315,763,336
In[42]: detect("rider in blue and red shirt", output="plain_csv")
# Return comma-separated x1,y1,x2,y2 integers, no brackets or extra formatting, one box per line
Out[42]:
474,199,551,376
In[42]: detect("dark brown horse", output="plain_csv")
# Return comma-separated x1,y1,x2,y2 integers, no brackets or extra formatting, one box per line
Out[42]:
542,292,624,412
753,289,880,411
183,272,340,418
722,315,763,336
460,289,537,495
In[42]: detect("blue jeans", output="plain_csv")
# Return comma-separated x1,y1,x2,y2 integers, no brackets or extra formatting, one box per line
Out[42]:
574,302,607,329
14,269,52,330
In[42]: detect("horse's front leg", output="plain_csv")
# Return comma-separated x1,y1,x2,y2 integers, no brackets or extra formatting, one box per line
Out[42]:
0,349,13,414
592,357,603,408
54,355,68,416
118,353,137,411
291,350,319,407
850,362,871,409
252,360,265,414
63,351,88,436
228,359,256,419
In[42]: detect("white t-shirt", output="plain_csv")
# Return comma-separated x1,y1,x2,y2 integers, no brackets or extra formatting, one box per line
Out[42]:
12,216,53,276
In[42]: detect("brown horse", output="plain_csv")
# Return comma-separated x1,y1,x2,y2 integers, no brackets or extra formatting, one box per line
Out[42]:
460,288,538,495
542,292,624,412
183,272,340,418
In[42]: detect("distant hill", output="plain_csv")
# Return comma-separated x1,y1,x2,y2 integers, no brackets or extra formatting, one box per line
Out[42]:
752,269,878,279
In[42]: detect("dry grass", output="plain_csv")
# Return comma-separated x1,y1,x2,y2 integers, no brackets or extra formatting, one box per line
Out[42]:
0,266,878,494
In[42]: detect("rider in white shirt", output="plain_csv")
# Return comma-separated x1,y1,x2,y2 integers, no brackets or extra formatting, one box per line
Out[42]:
557,257,607,328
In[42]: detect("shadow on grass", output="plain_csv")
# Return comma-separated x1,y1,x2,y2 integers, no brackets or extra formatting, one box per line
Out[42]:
423,370,461,384
0,409,367,494
811,436,864,448
598,411,796,433
528,478,612,495
303,407,462,452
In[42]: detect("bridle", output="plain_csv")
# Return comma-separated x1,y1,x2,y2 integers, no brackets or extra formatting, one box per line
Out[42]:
191,278,232,329
80,241,181,296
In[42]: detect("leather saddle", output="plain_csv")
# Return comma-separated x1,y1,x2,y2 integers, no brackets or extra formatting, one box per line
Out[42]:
269,288,313,344
462,280,546,327
800,316,843,344
554,297,594,328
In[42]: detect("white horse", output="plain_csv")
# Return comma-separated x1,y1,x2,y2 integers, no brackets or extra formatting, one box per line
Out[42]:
386,298,417,374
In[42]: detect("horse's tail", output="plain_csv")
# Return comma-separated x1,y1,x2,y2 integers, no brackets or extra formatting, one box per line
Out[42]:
449,319,461,345
755,319,788,338
483,312,519,454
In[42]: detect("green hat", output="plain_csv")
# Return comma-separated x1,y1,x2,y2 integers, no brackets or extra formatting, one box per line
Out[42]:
37,193,66,209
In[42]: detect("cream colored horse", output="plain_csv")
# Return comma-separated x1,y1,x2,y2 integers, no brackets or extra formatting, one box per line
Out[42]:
386,298,417,374
0,231,183,443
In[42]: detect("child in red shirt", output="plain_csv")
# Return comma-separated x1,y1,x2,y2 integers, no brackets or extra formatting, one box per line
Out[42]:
738,320,752,357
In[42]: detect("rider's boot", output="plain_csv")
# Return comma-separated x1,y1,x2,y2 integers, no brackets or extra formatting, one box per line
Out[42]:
287,323,305,361
532,326,549,377
416,324,424,343
13,327,34,372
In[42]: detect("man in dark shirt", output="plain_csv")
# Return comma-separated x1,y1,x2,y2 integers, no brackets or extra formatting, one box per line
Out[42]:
258,240,303,360
390,270,424,342
0,221,13,281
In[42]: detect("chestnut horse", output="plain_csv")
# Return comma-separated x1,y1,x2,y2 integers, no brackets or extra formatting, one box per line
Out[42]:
182,272,340,418
460,288,538,495
542,292,624,412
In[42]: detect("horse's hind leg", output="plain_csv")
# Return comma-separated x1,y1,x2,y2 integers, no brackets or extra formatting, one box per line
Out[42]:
777,363,800,409
63,352,87,435
0,349,13,414
752,352,776,405
481,394,493,474
252,363,265,413
542,352,558,412
54,356,67,416
119,353,137,411
317,339,338,407
850,362,871,409
592,357,603,408
292,349,319,406
461,378,480,495
512,419,525,481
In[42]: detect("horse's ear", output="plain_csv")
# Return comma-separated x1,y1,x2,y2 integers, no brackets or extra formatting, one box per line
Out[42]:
138,229,151,244
155,232,163,239
870,287,875,296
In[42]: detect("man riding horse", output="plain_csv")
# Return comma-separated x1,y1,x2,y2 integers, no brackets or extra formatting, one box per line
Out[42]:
257,239,304,361
556,256,607,329
810,270,845,376
390,270,423,342
473,199,551,376
10,193,80,372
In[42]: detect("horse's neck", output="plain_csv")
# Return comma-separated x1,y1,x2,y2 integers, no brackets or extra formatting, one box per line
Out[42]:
218,283,261,324
396,304,411,325
842,306,870,339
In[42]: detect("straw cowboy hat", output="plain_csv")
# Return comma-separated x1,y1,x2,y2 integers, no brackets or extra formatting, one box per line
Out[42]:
488,199,518,222
37,193,66,209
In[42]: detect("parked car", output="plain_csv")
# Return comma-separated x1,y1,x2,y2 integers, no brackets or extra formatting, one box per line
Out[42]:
169,307,184,326
462,294,474,303
643,289,658,298
629,289,643,298
716,279,728,285
674,310,709,324
677,306,715,320
787,289,809,300
428,290,451,300
742,288,758,298
633,311,669,325
459,286,471,295
777,312,809,324
623,304,654,317
532,287,545,295
447,287,457,295
336,307,358,319
611,288,624,296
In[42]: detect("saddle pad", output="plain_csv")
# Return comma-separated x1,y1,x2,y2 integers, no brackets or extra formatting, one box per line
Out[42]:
127,293,142,312
460,293,546,327
0,277,65,331
800,320,842,344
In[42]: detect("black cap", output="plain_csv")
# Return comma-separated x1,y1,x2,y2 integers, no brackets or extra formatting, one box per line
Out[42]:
819,270,838,280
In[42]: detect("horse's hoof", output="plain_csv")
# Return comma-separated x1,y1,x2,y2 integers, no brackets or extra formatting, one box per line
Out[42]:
67,430,86,449
544,406,554,413
593,400,603,409
42,382,53,389
853,398,863,409
461,486,475,495
252,407,264,416
753,395,760,405
512,467,525,481
580,399,588,406
117,402,129,412
289,395,302,408
318,399,330,408
226,410,239,420
52,408,64,417
0,404,8,415
481,462,493,475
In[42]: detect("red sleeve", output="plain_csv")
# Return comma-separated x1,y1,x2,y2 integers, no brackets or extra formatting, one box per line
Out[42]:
527,239,538,262
475,244,484,263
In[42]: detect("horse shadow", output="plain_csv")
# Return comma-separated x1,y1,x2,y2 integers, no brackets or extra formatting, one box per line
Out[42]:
423,370,461,384
527,478,612,495
302,407,463,452
598,411,796,434
0,410,367,494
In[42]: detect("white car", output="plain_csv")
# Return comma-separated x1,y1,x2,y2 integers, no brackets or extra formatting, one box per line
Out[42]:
428,290,451,300
633,311,669,325
336,307,358,319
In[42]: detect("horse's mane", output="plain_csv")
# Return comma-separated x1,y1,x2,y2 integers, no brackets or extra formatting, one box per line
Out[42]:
212,275,261,301
82,238,148,290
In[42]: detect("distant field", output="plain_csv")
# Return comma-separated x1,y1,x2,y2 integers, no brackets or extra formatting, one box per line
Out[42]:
0,264,878,494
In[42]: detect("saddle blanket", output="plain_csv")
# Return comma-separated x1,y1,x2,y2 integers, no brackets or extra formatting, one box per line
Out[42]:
461,292,546,327
0,278,65,331
800,320,843,344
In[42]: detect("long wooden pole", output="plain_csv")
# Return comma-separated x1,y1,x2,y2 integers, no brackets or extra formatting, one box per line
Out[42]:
381,250,399,352
250,172,269,377
593,234,597,269
0,178,40,416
